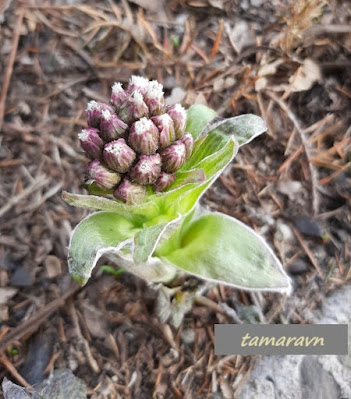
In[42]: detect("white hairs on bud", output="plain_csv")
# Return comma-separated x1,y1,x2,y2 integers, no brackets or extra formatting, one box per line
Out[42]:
130,76,149,88
101,109,112,120
132,90,144,105
160,173,173,183
158,113,172,124
78,129,89,141
146,80,163,99
112,82,123,93
174,142,186,156
86,100,100,111
139,160,153,173
105,140,124,155
172,103,186,117
134,117,154,135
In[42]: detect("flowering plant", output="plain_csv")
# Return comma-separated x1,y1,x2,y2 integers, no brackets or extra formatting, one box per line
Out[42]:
63,76,291,318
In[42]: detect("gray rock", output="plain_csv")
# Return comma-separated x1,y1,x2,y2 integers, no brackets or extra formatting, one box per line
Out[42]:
238,284,351,399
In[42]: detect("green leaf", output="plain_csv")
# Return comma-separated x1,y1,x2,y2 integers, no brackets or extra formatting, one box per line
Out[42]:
185,104,217,139
62,191,155,224
202,114,267,146
133,223,168,264
155,208,291,292
68,212,139,285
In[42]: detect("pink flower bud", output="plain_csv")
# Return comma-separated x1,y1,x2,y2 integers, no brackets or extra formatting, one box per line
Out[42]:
103,139,136,173
179,132,194,160
110,82,128,109
128,117,159,155
113,178,147,204
167,104,187,138
144,80,165,116
87,160,121,190
118,90,149,124
127,76,149,96
129,154,161,185
159,141,186,173
99,109,128,142
86,101,114,128
78,128,104,160
151,114,176,149
153,172,176,192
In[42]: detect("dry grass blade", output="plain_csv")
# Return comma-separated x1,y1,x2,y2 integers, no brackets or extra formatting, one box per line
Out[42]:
266,90,320,215
0,8,24,131
0,354,33,390
0,284,81,353
0,177,51,219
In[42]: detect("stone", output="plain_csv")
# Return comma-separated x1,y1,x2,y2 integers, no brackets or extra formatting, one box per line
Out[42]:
238,284,351,399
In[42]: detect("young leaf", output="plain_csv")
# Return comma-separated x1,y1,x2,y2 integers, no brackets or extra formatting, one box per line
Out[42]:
202,114,267,146
133,223,169,265
155,208,292,293
185,104,217,139
68,211,139,285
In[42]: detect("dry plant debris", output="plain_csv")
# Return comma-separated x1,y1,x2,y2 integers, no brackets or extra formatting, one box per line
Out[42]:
0,0,350,397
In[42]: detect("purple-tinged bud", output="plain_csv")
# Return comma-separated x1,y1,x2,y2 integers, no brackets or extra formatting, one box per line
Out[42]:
103,139,136,173
87,160,121,190
144,80,165,116
128,117,159,155
167,104,187,138
153,172,176,192
127,76,149,96
118,90,149,124
99,109,128,142
151,114,175,149
113,178,147,205
78,128,104,160
86,101,114,128
129,154,161,185
159,141,186,173
110,82,128,109
179,132,194,160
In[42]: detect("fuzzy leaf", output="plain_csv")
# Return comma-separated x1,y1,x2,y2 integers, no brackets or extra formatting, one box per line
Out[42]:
202,114,267,146
185,104,217,139
155,209,292,293
68,212,139,285
133,223,168,265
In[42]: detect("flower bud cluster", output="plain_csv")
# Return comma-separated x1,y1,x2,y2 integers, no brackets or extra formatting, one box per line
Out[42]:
78,76,194,204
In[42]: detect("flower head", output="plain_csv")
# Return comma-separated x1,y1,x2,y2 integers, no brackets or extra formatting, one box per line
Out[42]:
118,90,149,124
128,117,159,155
113,178,147,205
103,138,136,173
78,128,104,160
154,172,176,192
78,76,193,203
129,154,161,185
144,80,165,116
159,141,186,173
110,82,128,109
99,109,128,141
86,101,114,128
167,104,187,138
179,132,194,160
87,160,121,190
151,114,175,149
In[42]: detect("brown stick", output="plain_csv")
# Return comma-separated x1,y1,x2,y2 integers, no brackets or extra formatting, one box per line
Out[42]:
292,227,325,279
0,8,24,131
0,284,81,352
0,354,33,390
266,91,320,215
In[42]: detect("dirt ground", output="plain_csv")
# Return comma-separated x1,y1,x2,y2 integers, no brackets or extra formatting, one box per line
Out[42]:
0,0,350,398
